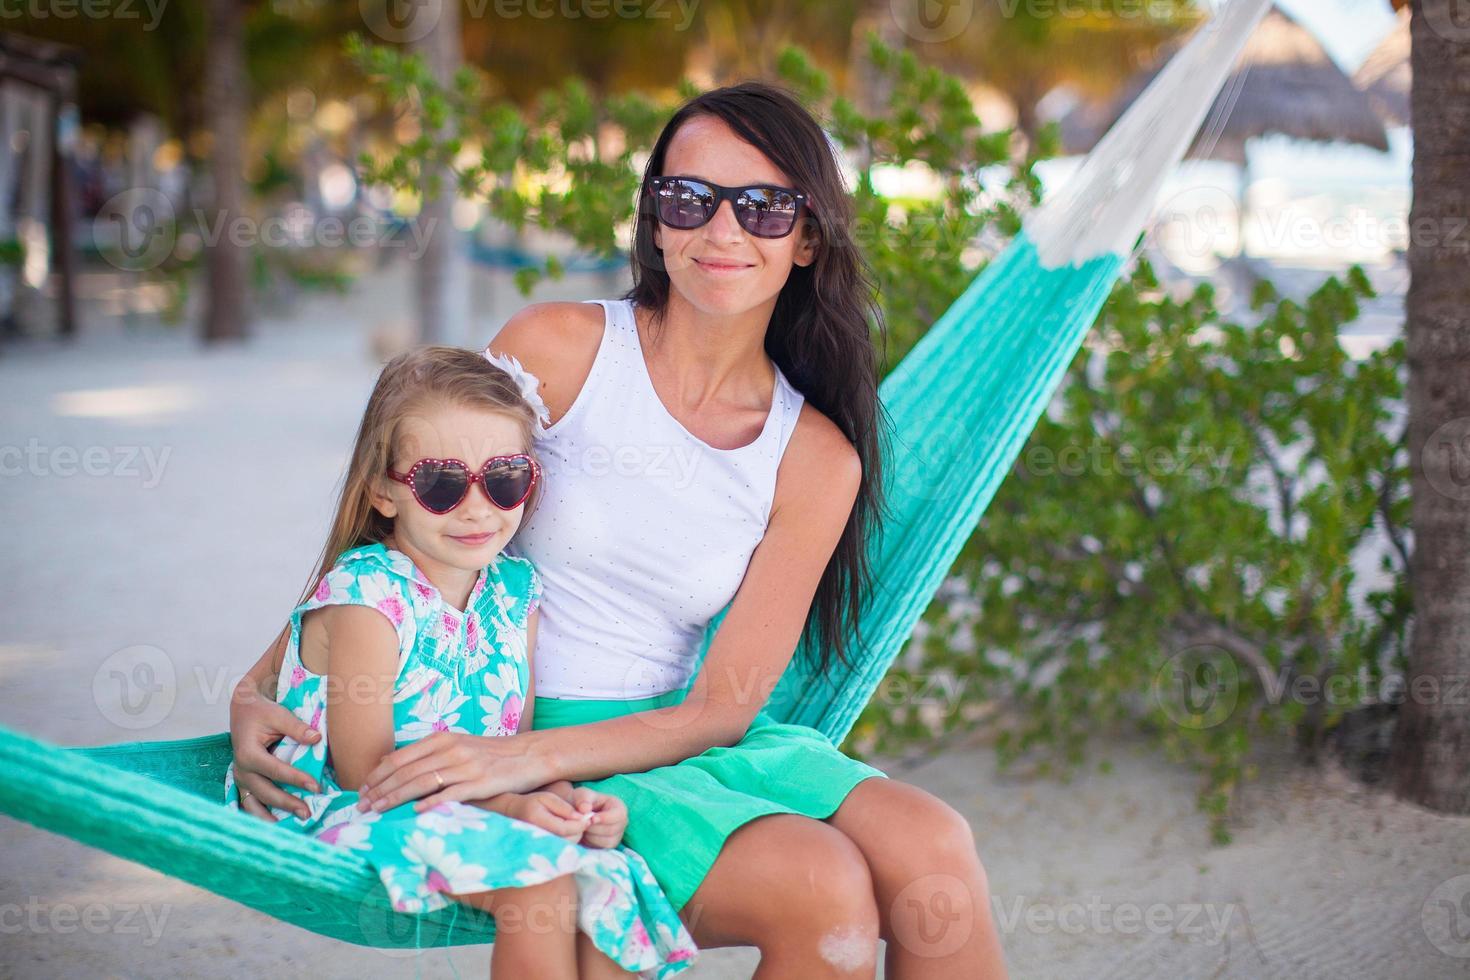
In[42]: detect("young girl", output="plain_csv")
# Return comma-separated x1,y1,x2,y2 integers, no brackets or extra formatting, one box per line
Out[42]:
223,346,698,979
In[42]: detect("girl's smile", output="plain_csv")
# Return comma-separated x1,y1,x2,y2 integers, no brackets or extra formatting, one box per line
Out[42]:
448,530,497,547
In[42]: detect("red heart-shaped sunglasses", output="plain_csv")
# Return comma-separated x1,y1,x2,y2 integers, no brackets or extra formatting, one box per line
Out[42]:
387,455,540,515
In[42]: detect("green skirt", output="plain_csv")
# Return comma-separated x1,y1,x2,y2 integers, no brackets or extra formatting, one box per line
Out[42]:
530,689,889,913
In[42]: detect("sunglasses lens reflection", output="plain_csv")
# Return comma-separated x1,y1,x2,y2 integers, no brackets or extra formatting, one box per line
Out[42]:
483,457,534,509
413,462,470,513
655,179,715,229
735,187,797,237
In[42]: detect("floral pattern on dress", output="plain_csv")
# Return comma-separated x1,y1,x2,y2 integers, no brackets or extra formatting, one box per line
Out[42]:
223,542,698,978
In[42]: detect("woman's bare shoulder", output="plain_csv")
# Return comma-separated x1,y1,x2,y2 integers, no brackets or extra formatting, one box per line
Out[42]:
487,300,603,363
485,301,606,426
774,401,862,510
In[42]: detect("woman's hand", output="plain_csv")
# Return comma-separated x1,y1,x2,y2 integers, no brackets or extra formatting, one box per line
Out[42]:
230,675,321,821
504,790,594,843
572,789,626,849
356,730,552,814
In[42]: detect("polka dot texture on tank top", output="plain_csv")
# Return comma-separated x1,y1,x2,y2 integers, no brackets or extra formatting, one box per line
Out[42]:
502,298,804,699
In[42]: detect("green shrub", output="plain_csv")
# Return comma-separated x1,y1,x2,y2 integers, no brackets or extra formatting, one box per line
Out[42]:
852,263,1411,842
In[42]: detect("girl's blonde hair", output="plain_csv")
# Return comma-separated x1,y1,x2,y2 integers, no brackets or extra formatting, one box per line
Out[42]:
295,345,545,607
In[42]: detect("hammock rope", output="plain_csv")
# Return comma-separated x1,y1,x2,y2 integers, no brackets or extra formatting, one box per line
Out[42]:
0,0,1272,950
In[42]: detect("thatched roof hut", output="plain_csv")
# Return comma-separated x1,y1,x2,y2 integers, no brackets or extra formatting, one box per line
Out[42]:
1353,7,1410,128
1062,5,1389,163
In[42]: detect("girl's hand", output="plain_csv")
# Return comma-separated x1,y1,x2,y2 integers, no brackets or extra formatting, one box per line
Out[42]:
506,790,595,843
572,789,627,849
535,779,577,803
229,677,321,821
356,730,551,814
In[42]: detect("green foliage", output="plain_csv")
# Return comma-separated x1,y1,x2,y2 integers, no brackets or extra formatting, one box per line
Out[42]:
345,31,1412,841
345,32,663,288
251,148,299,199
855,261,1411,841
343,31,1033,313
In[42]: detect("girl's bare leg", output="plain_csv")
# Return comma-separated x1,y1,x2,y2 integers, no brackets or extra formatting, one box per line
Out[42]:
456,874,580,980
577,927,639,978
825,778,1009,979
679,813,881,978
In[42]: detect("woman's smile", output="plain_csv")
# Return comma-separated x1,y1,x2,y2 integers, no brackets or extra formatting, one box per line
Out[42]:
694,256,754,274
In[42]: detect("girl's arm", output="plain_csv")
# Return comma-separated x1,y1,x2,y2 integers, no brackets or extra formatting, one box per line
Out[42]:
358,408,863,812
317,602,589,841
311,604,400,792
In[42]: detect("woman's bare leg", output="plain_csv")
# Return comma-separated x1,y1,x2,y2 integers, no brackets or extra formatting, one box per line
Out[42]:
455,875,580,980
825,777,1008,979
679,813,881,978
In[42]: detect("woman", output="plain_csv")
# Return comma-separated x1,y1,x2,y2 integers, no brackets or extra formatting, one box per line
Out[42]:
231,81,1008,979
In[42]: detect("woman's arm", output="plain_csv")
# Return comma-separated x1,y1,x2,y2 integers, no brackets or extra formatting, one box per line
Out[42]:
239,623,286,696
231,622,323,820
357,407,863,812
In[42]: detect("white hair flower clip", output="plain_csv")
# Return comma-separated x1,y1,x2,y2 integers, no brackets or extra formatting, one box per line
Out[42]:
483,349,552,429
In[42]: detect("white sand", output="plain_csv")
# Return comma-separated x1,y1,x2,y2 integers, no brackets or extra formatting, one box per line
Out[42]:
1,260,1464,978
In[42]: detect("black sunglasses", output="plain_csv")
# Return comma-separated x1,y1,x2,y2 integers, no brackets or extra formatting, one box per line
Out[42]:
646,175,808,239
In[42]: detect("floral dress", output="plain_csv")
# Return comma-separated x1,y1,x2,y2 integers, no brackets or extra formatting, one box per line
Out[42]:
224,542,698,978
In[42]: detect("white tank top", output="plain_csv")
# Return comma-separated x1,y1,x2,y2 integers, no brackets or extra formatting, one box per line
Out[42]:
503,297,805,699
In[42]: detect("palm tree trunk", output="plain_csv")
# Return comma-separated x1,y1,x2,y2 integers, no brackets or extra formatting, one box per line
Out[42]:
202,0,250,343
1388,0,1470,814
413,0,469,345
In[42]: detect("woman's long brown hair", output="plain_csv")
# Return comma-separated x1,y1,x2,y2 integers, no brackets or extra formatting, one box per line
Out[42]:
627,81,892,680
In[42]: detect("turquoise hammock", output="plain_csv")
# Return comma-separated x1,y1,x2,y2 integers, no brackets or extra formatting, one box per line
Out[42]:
0,0,1271,952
